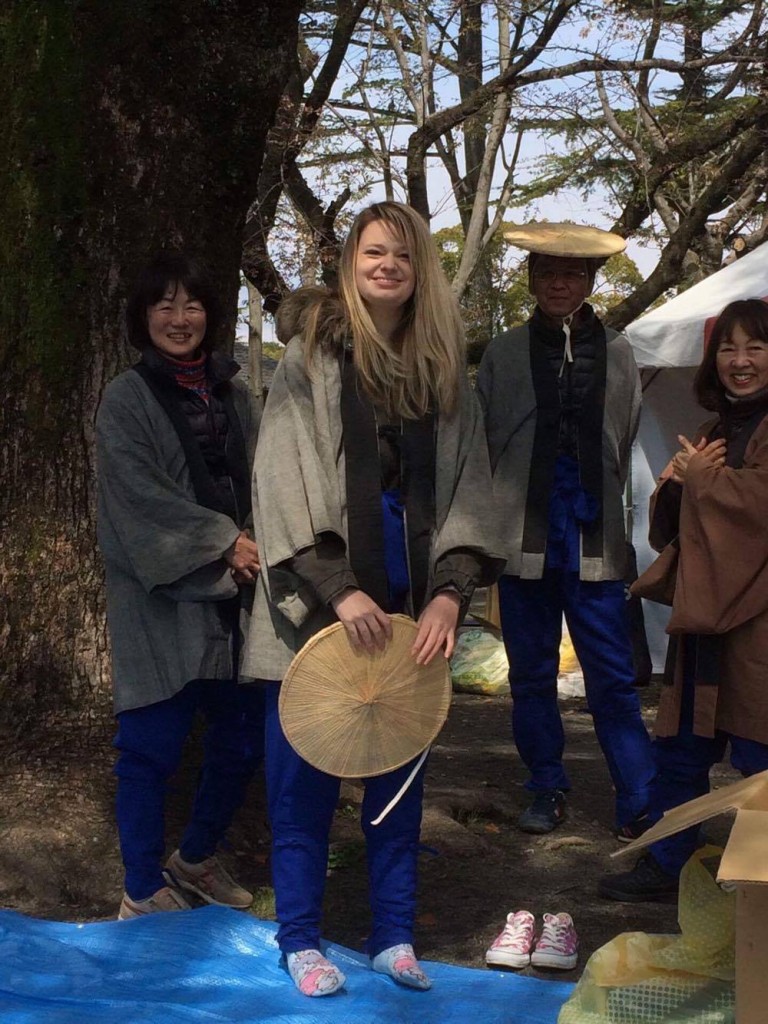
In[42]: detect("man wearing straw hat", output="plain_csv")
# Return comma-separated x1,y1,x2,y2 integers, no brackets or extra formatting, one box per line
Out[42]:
477,223,655,838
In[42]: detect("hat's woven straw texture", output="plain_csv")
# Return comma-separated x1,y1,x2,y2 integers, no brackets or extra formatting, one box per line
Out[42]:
279,614,451,778
503,222,626,258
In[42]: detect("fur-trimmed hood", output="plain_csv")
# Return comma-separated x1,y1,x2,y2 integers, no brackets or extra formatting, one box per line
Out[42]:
275,285,349,349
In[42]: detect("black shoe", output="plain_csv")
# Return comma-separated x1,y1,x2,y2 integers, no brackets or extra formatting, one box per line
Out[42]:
614,814,652,844
598,853,679,903
518,789,566,834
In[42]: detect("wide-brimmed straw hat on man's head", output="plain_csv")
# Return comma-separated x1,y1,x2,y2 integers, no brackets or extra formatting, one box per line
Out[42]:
503,222,627,259
279,614,451,780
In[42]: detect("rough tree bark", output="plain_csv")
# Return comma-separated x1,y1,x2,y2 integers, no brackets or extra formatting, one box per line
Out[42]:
0,1,302,747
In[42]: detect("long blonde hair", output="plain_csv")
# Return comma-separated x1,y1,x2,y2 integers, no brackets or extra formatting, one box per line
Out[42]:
303,202,465,418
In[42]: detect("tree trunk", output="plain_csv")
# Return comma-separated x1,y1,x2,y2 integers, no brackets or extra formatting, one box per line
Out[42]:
247,280,265,403
0,1,302,747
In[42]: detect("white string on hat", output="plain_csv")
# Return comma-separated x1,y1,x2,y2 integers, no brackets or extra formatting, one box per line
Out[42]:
558,303,585,377
369,745,431,826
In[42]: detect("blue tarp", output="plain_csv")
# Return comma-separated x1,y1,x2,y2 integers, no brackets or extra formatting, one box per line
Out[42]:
0,907,574,1022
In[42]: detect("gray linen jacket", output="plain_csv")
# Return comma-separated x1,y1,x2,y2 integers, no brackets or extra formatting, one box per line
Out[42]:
241,337,505,681
96,366,260,713
476,321,640,582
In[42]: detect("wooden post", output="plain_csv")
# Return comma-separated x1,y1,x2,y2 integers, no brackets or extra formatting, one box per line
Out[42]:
484,584,501,629
736,884,768,1023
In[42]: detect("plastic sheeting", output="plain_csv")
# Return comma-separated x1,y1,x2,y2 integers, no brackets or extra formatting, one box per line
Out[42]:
0,906,574,1023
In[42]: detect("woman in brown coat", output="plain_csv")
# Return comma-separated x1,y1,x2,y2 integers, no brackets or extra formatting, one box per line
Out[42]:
600,297,768,902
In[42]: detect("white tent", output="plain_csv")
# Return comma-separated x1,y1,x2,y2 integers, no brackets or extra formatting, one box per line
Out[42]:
624,245,768,670
626,245,768,369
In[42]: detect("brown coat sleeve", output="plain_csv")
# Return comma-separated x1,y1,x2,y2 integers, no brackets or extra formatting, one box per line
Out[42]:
647,420,715,552
668,415,768,635
648,479,683,552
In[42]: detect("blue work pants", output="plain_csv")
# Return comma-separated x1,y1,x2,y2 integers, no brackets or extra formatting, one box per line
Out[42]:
264,681,425,957
650,640,768,876
498,571,655,827
114,679,265,901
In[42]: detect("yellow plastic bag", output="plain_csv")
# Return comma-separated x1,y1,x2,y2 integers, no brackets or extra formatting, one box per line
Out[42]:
450,629,509,695
559,845,735,1023
559,629,580,673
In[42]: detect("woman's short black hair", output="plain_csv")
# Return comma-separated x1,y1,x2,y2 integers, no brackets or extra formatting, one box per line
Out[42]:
125,251,223,351
693,298,768,411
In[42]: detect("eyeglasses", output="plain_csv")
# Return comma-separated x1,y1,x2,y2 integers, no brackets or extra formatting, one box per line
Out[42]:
532,269,587,284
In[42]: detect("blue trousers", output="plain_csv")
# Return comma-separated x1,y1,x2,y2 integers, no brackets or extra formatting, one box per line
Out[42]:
264,681,425,957
114,679,265,901
650,640,768,876
498,571,655,827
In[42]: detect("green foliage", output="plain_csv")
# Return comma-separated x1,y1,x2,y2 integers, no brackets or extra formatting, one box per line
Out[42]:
615,0,750,33
434,223,534,359
327,839,366,871
590,253,645,318
518,93,759,216
262,341,285,361
247,887,277,919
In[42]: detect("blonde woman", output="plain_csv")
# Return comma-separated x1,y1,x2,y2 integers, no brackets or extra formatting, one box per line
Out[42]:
243,202,502,996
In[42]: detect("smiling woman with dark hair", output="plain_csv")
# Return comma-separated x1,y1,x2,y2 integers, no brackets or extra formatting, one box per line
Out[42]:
124,252,223,352
693,298,768,411
600,297,768,903
96,252,263,920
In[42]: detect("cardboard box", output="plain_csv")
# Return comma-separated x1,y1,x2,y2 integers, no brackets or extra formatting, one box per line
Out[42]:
614,769,768,1024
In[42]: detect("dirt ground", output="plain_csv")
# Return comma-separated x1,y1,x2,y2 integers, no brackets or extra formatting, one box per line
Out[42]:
0,676,739,986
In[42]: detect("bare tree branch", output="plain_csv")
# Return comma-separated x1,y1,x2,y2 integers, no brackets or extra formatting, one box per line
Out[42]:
407,41,758,218
606,123,767,328
244,0,367,305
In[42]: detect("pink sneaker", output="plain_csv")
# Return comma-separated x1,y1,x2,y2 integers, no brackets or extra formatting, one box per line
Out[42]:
531,912,578,969
485,910,536,968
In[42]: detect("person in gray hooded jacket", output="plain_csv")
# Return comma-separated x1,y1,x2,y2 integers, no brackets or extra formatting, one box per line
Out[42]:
96,252,263,920
242,202,504,997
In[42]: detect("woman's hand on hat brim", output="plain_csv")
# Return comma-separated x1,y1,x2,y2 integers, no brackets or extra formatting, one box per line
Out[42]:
412,591,461,666
331,588,392,654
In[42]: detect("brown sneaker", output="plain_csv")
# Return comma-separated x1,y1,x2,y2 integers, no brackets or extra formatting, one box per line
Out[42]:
164,849,253,909
118,885,191,920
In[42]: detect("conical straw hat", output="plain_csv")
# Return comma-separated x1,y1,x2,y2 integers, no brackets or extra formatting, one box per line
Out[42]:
503,222,626,258
279,614,451,779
